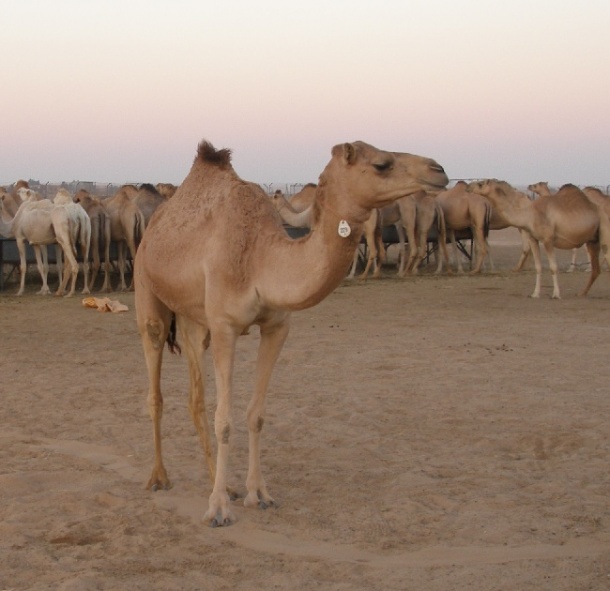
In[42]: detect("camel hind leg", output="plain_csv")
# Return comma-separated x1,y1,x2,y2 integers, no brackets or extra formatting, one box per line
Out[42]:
134,266,174,491
174,315,218,489
578,242,600,297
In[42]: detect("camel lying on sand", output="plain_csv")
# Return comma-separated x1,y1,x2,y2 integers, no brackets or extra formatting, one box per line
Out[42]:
468,179,610,298
135,139,447,526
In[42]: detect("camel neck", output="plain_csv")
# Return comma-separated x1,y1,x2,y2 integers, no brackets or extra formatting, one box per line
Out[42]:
258,190,365,312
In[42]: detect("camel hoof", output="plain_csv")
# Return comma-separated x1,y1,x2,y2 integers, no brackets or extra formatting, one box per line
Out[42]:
259,499,279,510
209,515,234,528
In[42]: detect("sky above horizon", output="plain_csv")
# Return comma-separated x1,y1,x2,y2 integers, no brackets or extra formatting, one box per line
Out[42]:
2,0,609,189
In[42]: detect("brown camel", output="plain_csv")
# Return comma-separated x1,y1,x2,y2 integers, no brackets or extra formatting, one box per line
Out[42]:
402,190,449,274
349,203,408,280
435,181,491,274
74,189,112,292
468,179,610,298
102,185,145,291
134,139,447,526
133,183,167,227
156,182,178,199
528,181,588,272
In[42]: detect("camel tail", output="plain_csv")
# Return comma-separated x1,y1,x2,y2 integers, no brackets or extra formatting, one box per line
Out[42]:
484,203,492,237
134,209,145,250
166,313,181,355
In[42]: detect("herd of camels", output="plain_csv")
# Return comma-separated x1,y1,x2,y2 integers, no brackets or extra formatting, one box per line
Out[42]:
2,139,610,526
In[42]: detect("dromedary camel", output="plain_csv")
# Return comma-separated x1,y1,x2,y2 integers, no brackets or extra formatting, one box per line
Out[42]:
435,181,491,273
74,189,112,292
134,139,448,526
402,190,449,275
53,189,92,295
288,183,317,212
468,179,610,298
103,185,145,291
271,191,386,280
0,195,85,296
132,183,167,226
528,181,589,272
270,190,313,228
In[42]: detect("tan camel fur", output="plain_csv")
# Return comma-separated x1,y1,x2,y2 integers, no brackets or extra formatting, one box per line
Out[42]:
134,140,447,526
156,183,178,199
528,181,588,272
403,190,449,275
288,183,317,212
270,190,313,228
488,201,532,272
103,185,146,291
435,181,491,274
468,180,610,298
133,183,167,227
349,203,407,280
74,190,112,292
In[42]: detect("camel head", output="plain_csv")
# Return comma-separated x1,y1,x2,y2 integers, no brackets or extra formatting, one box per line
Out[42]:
53,188,75,205
318,141,447,216
528,181,550,196
17,187,42,202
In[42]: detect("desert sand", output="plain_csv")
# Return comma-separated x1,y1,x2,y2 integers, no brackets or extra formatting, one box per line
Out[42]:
1,232,609,590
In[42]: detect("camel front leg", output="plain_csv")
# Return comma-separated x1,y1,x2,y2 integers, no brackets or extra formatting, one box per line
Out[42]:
117,241,128,291
144,328,170,490
244,317,290,510
541,241,562,299
204,324,239,527
470,231,488,275
34,245,51,295
449,231,464,273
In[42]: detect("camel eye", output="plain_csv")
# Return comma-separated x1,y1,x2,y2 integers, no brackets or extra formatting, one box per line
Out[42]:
373,161,392,173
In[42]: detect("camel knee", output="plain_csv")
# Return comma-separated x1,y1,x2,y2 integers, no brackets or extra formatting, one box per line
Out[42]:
247,411,264,433
145,319,167,350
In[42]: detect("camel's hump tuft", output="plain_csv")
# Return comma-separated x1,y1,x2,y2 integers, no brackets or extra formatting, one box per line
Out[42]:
139,182,159,193
197,140,232,168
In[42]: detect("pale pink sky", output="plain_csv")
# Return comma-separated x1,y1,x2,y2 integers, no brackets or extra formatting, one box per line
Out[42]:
2,0,609,188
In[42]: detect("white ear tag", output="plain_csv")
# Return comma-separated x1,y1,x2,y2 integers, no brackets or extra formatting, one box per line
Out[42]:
338,219,351,238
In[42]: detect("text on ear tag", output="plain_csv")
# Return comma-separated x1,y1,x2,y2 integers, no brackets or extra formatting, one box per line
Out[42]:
338,219,351,238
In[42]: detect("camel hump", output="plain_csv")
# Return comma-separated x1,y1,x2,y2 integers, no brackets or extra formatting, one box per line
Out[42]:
197,140,232,169
139,182,159,194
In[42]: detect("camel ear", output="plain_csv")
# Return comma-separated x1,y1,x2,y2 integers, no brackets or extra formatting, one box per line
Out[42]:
332,143,358,165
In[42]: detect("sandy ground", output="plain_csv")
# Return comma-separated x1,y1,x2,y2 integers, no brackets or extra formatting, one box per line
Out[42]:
1,231,609,590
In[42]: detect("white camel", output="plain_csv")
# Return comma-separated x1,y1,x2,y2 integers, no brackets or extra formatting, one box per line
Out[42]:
0,196,85,296
53,189,92,293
